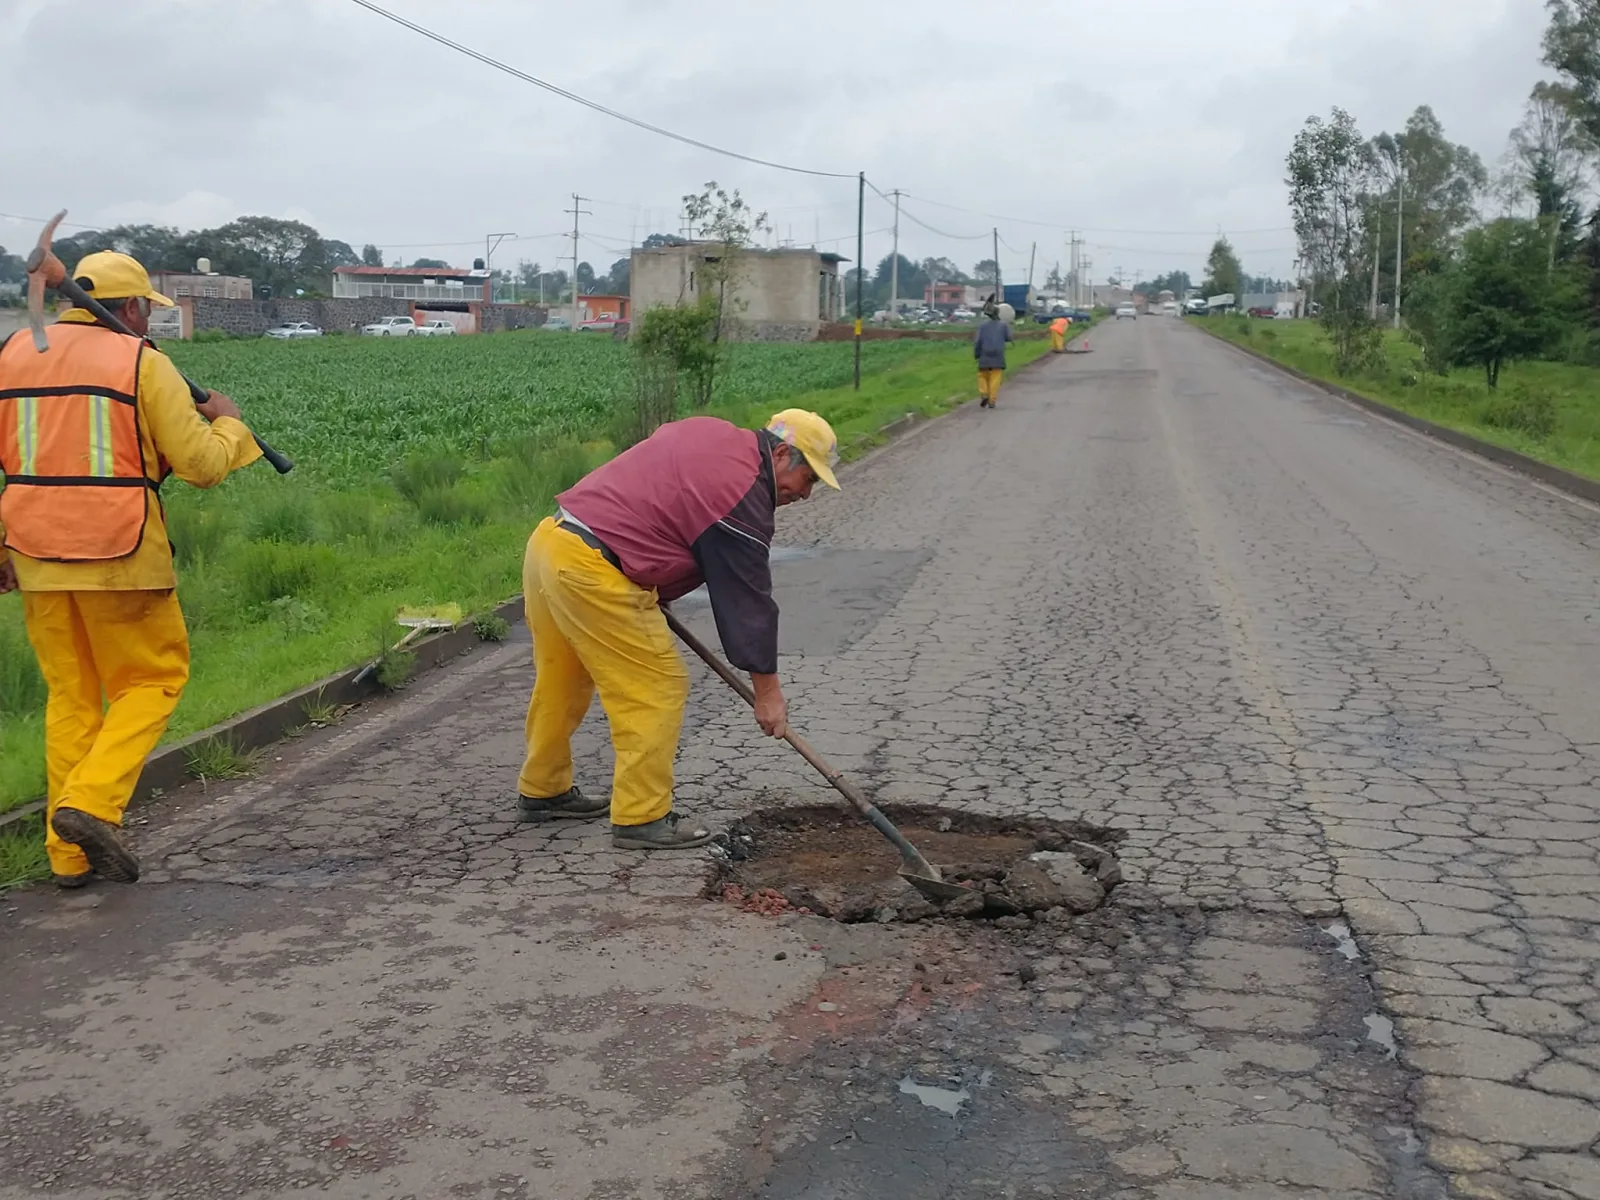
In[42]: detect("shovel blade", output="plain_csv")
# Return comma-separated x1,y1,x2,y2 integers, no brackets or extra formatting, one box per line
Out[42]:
897,867,973,903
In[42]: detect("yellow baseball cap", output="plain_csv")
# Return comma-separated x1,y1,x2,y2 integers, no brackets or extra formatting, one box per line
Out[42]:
71,251,174,306
766,408,840,490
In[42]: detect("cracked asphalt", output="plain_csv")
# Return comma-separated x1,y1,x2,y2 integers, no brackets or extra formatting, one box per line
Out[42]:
3,316,1599,1199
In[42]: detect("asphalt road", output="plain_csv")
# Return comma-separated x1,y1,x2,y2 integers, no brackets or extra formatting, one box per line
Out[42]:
3,317,1599,1200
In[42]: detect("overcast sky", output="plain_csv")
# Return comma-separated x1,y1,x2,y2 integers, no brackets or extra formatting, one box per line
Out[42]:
0,0,1551,285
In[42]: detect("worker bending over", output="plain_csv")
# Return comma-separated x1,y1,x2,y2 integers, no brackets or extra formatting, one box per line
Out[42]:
516,409,839,848
974,303,1013,408
1050,314,1070,353
0,252,261,887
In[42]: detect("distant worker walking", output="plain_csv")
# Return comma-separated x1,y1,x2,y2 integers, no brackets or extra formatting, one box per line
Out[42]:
516,410,839,849
1050,314,1070,353
974,303,1013,409
0,252,262,888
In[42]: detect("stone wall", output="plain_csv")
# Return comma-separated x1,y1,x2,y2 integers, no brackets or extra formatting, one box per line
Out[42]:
190,297,412,336
480,304,545,333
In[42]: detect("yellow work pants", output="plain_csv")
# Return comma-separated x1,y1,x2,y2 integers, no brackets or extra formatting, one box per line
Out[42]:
1050,330,1065,352
22,589,189,876
517,517,690,826
978,368,1004,405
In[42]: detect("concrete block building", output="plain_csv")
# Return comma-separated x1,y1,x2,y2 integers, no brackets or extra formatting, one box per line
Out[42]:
629,243,846,341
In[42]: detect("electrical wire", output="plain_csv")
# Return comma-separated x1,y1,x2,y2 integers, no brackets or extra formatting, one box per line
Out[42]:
347,0,857,180
898,193,1294,237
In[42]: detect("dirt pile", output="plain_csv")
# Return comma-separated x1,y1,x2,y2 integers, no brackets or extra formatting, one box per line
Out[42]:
709,805,1123,925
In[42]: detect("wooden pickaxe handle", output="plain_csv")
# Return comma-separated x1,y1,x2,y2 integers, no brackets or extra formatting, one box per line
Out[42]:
24,211,294,475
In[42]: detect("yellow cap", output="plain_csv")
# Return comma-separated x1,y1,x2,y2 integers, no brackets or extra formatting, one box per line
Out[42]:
766,408,840,490
70,251,174,306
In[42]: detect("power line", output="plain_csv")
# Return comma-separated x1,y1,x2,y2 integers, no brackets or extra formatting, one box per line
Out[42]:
897,193,1293,237
866,180,987,241
347,0,856,180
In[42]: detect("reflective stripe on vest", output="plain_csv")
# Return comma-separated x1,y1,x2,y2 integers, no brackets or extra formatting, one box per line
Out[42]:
0,322,152,562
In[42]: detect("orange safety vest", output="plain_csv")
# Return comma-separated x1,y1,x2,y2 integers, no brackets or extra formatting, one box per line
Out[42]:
1050,317,1069,335
0,323,153,562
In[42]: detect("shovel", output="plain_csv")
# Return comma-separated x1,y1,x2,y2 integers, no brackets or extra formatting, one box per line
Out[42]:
664,608,967,903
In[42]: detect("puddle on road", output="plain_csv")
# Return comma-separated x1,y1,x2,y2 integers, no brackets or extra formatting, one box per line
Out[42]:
898,1077,970,1117
1322,920,1361,961
1366,1013,1398,1059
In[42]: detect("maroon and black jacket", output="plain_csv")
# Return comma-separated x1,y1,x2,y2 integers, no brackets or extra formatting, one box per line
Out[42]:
556,416,781,674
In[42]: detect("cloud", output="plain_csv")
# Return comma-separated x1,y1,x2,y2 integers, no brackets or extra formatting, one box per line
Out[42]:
0,0,1558,282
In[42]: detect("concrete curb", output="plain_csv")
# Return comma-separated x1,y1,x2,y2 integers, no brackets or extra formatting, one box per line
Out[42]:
1202,326,1600,507
1,364,1042,836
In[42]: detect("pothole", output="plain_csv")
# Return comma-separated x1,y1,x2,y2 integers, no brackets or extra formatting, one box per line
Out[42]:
708,805,1124,925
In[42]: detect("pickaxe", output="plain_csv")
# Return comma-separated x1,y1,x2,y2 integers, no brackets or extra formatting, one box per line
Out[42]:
25,211,293,475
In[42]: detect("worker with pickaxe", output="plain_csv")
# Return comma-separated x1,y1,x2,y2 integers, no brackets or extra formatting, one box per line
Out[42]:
0,214,277,888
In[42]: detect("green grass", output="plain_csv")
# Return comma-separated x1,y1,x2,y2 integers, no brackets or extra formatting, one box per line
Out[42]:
1194,315,1600,482
0,328,1062,886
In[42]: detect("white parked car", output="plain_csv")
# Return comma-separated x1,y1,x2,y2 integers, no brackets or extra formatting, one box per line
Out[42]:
363,315,416,337
263,321,322,339
1115,303,1138,320
414,319,457,337
950,307,977,321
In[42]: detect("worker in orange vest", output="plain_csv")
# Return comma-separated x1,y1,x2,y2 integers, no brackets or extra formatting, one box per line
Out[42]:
1049,314,1070,353
0,252,262,888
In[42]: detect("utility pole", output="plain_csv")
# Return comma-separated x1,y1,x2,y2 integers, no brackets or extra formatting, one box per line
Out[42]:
992,227,1001,305
1026,241,1036,293
485,231,514,303
1369,212,1381,320
854,171,864,390
1393,163,1405,328
888,188,902,319
566,194,590,332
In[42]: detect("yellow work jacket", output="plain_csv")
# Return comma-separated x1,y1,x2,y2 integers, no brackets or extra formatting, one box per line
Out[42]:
0,310,261,591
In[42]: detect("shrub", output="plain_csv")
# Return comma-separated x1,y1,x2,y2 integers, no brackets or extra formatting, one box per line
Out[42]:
247,496,317,544
1481,383,1557,440
0,619,46,718
415,484,490,527
391,450,466,506
234,541,336,608
166,502,236,567
473,612,511,642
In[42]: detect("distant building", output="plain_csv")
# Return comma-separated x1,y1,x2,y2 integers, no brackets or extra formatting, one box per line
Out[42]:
576,294,631,323
150,271,253,301
923,281,967,309
629,243,846,341
332,265,491,305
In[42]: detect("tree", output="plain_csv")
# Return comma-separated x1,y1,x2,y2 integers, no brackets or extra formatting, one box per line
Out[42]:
1203,238,1243,297
602,257,631,295
1043,265,1064,292
410,257,450,269
575,261,597,294
873,253,927,308
1444,218,1574,386
208,216,326,297
1544,0,1600,145
641,232,686,249
0,246,24,284
1286,108,1375,298
1503,82,1594,272
679,181,770,406
324,240,360,268
361,243,385,266
972,258,1001,289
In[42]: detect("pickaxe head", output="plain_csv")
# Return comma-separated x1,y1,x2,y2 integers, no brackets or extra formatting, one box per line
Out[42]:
25,210,68,353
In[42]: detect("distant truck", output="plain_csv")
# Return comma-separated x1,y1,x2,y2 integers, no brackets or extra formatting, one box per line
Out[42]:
1002,283,1034,317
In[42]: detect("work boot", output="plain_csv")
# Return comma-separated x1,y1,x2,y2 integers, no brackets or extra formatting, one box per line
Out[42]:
611,812,713,850
517,786,608,823
52,872,92,890
49,808,140,883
